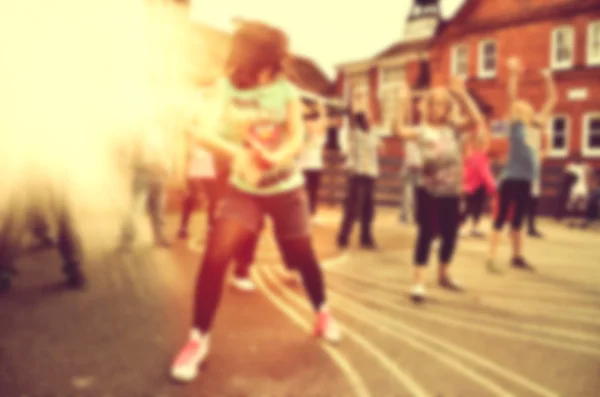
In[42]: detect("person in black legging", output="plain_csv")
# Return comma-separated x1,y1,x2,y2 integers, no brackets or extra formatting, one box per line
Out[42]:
396,77,486,302
337,87,381,249
487,58,557,273
169,21,340,383
554,156,579,221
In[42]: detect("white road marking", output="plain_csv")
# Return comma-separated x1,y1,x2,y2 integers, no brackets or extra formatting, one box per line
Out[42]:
326,289,561,397
329,278,600,356
253,267,372,397
260,266,431,397
267,268,519,397
327,268,600,326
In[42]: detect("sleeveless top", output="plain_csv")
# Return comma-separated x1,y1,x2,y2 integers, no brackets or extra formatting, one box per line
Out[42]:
218,78,304,195
502,121,536,181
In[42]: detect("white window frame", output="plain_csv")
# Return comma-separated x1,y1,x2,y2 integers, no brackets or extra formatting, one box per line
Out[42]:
478,39,497,79
377,65,405,137
550,25,574,70
582,112,600,157
547,114,570,158
451,44,469,78
587,20,600,66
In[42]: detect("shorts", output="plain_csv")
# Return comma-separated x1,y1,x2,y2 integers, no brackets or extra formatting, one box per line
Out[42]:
216,187,311,239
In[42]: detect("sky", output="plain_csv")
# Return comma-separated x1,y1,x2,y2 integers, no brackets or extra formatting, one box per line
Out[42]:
191,0,466,78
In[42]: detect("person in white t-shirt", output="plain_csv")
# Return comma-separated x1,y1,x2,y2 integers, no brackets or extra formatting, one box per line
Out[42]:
566,158,590,214
298,101,327,224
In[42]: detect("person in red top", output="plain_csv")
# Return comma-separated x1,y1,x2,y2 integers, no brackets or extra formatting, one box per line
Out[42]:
461,130,496,238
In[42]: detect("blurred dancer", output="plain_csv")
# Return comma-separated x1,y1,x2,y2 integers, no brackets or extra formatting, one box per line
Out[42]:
399,139,423,225
0,171,86,292
460,132,496,237
170,21,340,383
396,77,485,302
337,88,381,250
298,101,327,224
487,58,557,273
178,135,219,239
119,126,171,251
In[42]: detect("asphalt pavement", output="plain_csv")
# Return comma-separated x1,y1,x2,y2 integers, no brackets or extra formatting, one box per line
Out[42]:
1,208,599,397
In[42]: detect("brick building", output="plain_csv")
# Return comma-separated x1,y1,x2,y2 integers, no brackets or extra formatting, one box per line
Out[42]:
428,0,600,212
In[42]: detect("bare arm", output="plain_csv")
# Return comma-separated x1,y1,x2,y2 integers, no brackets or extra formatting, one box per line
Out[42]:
536,69,558,126
449,77,485,132
507,57,521,105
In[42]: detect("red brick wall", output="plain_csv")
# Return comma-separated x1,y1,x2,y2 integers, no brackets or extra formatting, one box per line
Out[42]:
430,10,600,164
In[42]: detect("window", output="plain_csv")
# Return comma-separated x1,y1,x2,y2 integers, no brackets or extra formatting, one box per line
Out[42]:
582,112,600,156
551,26,574,70
378,66,405,136
451,44,468,77
548,115,569,157
588,21,600,66
478,39,497,78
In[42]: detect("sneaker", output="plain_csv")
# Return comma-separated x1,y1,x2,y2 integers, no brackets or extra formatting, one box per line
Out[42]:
311,215,325,226
171,330,210,383
313,310,341,343
470,229,486,238
336,237,348,251
527,230,543,238
231,277,256,292
439,277,463,292
512,257,535,272
486,259,503,274
360,240,378,250
410,284,426,303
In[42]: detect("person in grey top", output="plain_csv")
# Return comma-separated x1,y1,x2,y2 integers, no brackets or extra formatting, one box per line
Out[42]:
337,88,381,249
396,77,486,303
487,58,556,274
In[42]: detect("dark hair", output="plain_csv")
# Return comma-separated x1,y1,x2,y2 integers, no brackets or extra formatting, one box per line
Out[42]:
226,21,289,90
353,112,370,132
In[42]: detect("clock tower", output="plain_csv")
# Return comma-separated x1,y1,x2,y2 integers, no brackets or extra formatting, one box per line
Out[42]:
404,0,441,42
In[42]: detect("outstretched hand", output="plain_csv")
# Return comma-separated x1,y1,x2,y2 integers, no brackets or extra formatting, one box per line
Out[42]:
507,57,522,73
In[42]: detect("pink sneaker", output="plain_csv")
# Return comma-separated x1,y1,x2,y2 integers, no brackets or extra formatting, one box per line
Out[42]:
170,330,209,382
313,310,341,343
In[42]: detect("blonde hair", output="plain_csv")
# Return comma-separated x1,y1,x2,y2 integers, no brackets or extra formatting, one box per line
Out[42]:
420,87,458,125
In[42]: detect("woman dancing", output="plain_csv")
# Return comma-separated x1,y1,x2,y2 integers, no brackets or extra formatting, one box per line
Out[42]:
170,21,340,383
396,77,486,302
337,87,381,250
487,58,557,273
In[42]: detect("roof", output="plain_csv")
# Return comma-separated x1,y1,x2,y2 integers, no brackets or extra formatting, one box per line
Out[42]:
374,39,431,59
434,0,599,41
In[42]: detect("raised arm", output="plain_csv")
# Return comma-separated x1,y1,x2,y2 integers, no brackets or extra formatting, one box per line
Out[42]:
449,76,485,132
507,57,521,105
535,69,558,126
394,81,419,140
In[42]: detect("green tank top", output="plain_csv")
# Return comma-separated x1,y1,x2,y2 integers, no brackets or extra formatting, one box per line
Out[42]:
218,77,304,195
